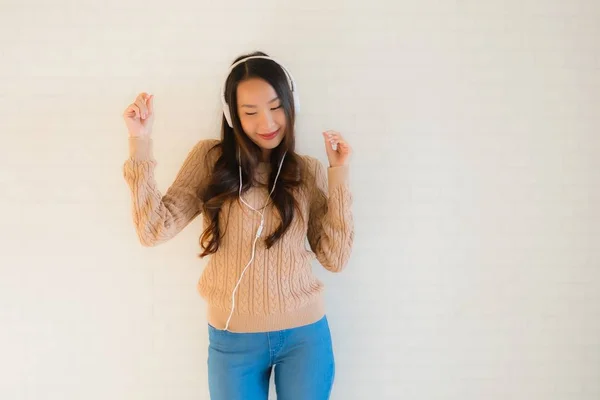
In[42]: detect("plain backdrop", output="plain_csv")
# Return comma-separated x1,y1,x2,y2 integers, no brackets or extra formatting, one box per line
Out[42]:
1,0,599,399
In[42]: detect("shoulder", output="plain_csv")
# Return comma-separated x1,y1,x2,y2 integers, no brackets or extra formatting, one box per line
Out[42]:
296,153,327,190
192,138,221,154
297,153,319,174
188,138,221,164
297,153,325,169
176,138,221,181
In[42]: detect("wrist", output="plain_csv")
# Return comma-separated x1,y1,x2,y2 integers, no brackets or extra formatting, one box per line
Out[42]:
329,162,348,168
327,164,349,193
128,132,151,139
128,136,154,160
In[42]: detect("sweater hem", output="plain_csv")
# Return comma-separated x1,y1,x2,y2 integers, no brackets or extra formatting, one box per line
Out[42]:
206,295,326,333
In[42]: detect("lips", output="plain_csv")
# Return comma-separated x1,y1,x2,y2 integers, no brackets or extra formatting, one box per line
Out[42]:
258,129,280,140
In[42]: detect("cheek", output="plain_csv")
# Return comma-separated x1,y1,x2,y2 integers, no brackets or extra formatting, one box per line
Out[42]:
275,111,287,127
239,117,255,134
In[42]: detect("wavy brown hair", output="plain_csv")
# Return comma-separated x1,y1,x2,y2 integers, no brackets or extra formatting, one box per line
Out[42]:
198,51,304,257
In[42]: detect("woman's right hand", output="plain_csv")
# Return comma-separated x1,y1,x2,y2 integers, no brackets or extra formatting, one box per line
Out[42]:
123,92,154,138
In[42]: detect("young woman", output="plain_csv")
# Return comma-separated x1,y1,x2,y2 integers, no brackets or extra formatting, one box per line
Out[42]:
122,51,354,400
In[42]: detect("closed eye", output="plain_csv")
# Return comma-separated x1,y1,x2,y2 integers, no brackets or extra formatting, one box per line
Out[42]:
245,105,282,116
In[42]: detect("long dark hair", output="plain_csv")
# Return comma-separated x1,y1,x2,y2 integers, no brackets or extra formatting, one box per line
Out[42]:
198,51,304,257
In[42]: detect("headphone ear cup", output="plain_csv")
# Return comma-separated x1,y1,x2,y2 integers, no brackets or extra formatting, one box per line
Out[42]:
223,103,233,127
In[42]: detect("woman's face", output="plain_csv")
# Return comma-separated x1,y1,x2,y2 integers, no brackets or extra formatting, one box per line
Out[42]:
236,78,287,154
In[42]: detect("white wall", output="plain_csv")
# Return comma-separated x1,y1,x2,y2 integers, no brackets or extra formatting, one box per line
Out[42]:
1,0,599,399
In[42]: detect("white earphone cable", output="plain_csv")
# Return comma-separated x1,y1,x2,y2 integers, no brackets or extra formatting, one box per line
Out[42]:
223,151,287,331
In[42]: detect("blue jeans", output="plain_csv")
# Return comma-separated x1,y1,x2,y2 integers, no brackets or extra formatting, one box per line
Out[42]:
207,315,335,400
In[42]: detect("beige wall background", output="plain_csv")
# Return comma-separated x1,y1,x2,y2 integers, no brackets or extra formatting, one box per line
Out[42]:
1,0,599,399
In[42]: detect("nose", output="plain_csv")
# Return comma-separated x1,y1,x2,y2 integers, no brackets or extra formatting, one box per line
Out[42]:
258,109,276,131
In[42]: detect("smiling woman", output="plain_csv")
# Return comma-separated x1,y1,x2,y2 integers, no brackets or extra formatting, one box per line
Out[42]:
236,78,287,159
121,50,354,400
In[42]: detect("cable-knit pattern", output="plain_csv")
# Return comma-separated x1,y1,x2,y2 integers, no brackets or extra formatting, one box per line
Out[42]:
122,137,216,247
266,209,279,314
123,139,354,332
278,232,292,311
306,157,355,273
238,195,253,314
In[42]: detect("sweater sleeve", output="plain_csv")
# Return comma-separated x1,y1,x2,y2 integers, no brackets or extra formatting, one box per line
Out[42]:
307,159,354,272
122,137,217,247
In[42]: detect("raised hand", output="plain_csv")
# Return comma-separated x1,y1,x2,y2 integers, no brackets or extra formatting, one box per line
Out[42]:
123,92,155,138
322,130,352,167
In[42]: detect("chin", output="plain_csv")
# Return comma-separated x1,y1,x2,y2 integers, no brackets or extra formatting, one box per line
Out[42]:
261,139,284,150
254,132,285,150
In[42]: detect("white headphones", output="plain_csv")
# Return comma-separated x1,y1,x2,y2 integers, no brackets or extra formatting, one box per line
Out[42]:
220,55,300,128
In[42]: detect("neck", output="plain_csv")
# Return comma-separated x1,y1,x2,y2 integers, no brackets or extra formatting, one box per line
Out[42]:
261,149,271,162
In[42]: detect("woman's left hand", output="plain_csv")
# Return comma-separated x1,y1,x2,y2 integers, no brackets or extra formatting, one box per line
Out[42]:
322,130,352,167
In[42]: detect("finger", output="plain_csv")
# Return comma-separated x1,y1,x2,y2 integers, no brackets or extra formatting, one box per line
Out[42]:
325,131,344,148
137,92,152,104
330,136,343,151
135,99,148,119
122,106,133,118
147,94,154,115
337,142,350,155
125,104,141,119
330,138,338,152
324,130,338,140
336,139,349,150
322,131,337,152
137,92,149,103
136,93,150,116
323,131,339,146
330,135,344,143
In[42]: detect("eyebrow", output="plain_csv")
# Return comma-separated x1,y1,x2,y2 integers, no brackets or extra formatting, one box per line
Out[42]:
240,96,280,108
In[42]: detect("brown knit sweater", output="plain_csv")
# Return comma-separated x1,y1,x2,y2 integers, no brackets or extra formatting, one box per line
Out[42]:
123,137,354,332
